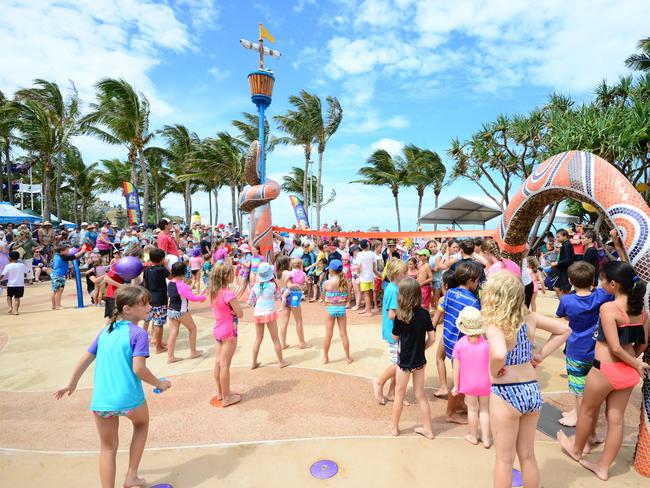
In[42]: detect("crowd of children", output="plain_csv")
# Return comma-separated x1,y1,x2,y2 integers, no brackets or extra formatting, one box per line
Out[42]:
39,219,649,487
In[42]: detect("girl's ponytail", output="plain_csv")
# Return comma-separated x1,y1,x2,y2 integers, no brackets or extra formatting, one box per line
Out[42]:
628,277,647,316
107,307,120,333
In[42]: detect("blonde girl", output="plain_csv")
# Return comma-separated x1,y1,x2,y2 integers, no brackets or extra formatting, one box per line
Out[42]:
323,259,353,364
483,272,569,488
277,256,311,350
390,277,436,439
209,263,243,407
54,286,171,488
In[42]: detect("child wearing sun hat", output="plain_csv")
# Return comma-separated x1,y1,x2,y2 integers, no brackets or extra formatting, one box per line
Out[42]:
451,306,492,448
248,262,288,369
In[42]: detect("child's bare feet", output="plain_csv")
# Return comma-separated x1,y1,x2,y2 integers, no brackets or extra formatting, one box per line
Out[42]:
391,425,400,436
372,379,386,405
579,459,609,480
251,362,261,370
189,350,203,359
123,475,146,487
482,439,492,449
359,312,373,317
371,308,380,314
386,395,410,406
445,414,468,424
322,356,329,364
155,347,168,354
415,427,435,440
345,356,353,364
299,343,313,349
351,305,359,311
222,393,242,407
464,434,479,445
278,360,289,368
559,410,577,427
433,387,448,398
167,356,183,364
557,431,581,461
282,343,290,350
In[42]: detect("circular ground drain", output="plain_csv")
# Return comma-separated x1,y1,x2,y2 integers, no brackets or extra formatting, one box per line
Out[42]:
512,468,522,487
151,484,173,488
310,460,338,479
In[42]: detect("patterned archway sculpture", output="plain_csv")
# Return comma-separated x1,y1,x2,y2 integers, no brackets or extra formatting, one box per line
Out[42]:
496,150,650,476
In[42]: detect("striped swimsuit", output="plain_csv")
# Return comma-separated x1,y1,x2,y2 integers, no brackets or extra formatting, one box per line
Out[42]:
325,291,348,318
491,324,543,414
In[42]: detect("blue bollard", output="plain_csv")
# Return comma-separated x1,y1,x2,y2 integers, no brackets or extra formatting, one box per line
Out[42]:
73,259,84,309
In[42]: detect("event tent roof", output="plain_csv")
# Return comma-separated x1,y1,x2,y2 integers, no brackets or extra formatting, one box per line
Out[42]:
418,195,580,228
418,196,502,226
20,209,76,228
0,202,41,224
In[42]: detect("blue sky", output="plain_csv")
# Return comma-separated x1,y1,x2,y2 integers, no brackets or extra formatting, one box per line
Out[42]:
1,0,647,230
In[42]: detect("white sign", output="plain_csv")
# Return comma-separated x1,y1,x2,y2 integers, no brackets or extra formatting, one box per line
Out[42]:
19,183,42,194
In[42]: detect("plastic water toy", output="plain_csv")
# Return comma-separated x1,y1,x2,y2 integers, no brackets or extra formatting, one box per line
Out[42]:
67,247,79,256
153,378,168,394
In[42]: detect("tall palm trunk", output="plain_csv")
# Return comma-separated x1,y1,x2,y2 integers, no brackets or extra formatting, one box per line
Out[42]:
213,188,219,225
138,147,149,224
237,186,244,230
5,146,12,204
316,149,323,229
184,181,192,225
392,190,401,231
417,187,424,222
153,180,160,223
73,187,79,225
230,185,237,225
434,191,441,230
208,189,212,227
303,149,311,216
42,158,52,220
55,151,63,218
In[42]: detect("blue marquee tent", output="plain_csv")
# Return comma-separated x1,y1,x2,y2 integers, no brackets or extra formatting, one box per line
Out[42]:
0,202,41,224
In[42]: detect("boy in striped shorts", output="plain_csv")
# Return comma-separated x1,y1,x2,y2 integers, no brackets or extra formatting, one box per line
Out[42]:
556,261,612,427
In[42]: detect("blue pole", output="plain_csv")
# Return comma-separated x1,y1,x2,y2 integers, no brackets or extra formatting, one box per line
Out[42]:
258,103,266,180
73,259,84,308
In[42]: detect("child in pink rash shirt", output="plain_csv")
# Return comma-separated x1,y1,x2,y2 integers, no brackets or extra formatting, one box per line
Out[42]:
166,261,206,364
452,306,492,448
280,258,307,311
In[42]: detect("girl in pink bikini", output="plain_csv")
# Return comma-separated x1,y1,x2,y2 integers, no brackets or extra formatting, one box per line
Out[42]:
558,260,649,481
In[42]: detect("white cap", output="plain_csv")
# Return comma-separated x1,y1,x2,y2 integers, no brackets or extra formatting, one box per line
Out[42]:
81,222,88,226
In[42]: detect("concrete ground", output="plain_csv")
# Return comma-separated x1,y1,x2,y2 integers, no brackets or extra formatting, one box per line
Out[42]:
0,281,647,487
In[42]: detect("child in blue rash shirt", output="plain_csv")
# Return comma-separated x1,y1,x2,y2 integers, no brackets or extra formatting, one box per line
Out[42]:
50,244,85,310
54,286,171,488
373,258,407,405
556,261,612,429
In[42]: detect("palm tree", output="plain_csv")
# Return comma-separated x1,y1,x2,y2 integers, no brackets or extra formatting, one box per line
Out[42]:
274,91,321,216
157,124,201,225
232,111,279,154
312,94,342,229
353,149,407,231
281,166,336,218
64,146,99,224
13,99,57,219
82,78,153,223
214,132,245,228
97,158,131,192
403,144,446,222
189,141,226,226
15,80,80,218
0,90,18,204
143,148,173,224
626,37,650,72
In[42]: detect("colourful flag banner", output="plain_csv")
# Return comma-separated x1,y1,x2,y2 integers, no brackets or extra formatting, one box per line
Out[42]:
259,23,275,43
289,195,310,229
122,181,142,226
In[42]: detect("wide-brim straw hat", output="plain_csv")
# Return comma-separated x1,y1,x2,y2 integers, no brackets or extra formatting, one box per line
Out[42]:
456,306,485,336
43,221,52,226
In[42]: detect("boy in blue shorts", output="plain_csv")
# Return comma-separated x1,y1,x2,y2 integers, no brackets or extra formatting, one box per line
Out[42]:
432,261,481,423
373,258,407,405
556,261,612,428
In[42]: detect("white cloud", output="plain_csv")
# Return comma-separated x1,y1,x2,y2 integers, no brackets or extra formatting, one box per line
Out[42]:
322,0,648,93
370,138,404,156
0,0,194,114
293,0,316,13
207,67,231,82
174,0,220,31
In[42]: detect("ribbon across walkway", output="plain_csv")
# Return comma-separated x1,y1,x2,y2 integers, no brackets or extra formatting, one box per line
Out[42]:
272,226,497,240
